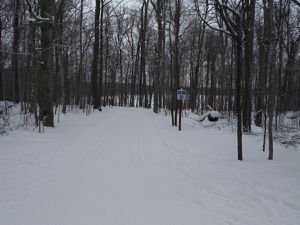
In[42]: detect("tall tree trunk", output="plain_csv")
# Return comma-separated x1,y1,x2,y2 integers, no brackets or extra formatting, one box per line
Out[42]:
152,0,164,113
160,6,167,109
98,0,105,111
236,17,243,161
62,51,69,114
76,0,84,107
104,8,111,106
191,23,205,112
0,18,3,101
173,0,181,126
12,0,20,103
209,44,216,108
39,0,54,127
139,0,150,107
263,0,275,160
255,25,265,127
53,9,64,108
27,21,37,115
130,31,141,107
91,0,100,109
243,0,256,132
275,0,284,130
205,42,210,109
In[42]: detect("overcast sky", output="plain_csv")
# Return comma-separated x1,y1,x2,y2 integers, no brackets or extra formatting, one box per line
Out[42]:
86,0,140,9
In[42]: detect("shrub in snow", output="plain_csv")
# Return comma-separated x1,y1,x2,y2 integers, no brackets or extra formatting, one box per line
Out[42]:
199,111,221,122
207,111,220,122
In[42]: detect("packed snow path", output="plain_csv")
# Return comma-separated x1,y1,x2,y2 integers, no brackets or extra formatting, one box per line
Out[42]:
1,108,300,225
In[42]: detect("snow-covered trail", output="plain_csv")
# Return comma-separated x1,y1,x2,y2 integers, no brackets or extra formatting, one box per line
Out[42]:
1,108,300,225
1,108,200,225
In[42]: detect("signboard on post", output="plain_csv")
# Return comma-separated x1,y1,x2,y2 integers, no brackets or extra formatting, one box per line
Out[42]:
177,89,186,131
177,89,186,100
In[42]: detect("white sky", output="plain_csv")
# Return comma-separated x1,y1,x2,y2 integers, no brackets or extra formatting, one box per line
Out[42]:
86,0,140,9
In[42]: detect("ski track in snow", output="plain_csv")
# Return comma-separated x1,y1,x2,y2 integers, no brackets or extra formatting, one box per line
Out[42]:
0,107,300,225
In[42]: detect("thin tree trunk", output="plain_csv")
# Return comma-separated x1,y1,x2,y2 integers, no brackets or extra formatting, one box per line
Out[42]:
98,0,105,111
76,0,84,107
91,0,100,109
0,18,3,101
12,0,20,103
236,17,243,161
62,51,69,114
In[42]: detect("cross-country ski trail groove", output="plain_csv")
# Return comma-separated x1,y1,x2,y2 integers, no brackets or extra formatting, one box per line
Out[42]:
1,108,299,225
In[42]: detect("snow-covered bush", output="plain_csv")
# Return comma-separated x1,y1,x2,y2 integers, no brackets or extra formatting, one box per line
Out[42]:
199,111,221,122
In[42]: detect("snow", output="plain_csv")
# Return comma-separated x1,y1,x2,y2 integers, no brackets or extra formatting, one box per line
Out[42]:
207,110,220,118
0,107,300,225
27,17,36,22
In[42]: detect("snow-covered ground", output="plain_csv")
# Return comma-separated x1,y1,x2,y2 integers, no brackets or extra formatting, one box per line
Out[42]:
0,107,299,225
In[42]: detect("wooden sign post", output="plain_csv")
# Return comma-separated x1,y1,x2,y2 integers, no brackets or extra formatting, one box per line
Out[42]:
176,89,186,131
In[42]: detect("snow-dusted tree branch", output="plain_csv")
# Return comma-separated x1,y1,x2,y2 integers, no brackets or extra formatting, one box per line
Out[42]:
291,0,300,7
25,0,52,23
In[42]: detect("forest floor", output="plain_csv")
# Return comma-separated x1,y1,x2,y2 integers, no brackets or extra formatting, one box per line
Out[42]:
0,107,299,225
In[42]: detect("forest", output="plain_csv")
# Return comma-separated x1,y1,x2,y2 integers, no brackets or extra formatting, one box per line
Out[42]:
1,1,300,224
0,0,300,160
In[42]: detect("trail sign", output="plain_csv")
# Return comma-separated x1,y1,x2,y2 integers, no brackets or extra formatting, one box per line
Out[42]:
176,89,186,131
177,89,186,100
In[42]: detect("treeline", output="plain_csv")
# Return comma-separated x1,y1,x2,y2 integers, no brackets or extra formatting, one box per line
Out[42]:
0,0,299,159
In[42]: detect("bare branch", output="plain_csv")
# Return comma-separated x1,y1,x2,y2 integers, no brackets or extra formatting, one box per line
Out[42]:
194,0,232,36
291,0,300,7
25,0,52,23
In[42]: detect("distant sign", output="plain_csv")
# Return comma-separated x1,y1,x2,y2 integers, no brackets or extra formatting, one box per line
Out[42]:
177,89,186,100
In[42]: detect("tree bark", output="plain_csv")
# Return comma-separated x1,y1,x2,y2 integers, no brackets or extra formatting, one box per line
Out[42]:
236,18,243,161
263,0,275,160
243,0,256,132
152,0,164,113
91,0,100,109
0,18,3,101
255,25,265,127
12,0,20,103
173,0,181,126
76,0,84,107
98,0,105,111
39,0,54,127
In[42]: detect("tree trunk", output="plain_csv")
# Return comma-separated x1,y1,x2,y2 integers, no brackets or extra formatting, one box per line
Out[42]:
12,0,20,103
139,0,150,108
62,52,69,114
236,17,243,161
0,18,3,101
98,0,105,111
91,0,100,109
263,0,275,160
255,25,265,127
76,0,84,107
39,0,54,127
153,0,164,113
173,0,181,126
243,0,256,132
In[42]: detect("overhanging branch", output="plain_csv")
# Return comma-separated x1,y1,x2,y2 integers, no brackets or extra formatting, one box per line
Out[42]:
25,0,52,23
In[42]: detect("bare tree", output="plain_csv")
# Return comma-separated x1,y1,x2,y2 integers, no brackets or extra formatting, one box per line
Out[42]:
0,17,3,101
91,0,101,110
151,0,166,113
12,0,21,103
243,0,256,132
